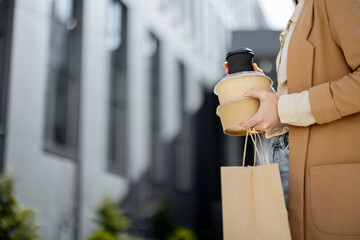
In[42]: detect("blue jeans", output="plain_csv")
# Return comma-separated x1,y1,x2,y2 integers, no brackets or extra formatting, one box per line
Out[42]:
269,133,289,211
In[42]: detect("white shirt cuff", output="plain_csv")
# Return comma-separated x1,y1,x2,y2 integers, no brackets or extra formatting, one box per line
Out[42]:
278,91,316,127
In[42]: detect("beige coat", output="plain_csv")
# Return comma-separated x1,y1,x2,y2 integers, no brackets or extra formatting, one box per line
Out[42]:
287,0,360,239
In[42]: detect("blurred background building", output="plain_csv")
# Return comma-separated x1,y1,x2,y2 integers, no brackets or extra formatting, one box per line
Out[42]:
0,0,291,239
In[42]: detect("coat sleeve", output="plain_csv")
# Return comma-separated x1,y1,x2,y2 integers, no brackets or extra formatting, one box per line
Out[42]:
308,0,360,124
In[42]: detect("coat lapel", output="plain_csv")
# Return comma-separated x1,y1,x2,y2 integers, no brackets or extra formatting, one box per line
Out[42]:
288,0,314,94
287,0,314,240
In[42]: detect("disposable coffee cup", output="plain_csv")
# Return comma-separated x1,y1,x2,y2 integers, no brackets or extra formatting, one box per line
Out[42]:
226,48,254,74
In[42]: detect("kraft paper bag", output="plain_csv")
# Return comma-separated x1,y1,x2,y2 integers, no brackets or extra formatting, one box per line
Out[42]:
221,129,291,240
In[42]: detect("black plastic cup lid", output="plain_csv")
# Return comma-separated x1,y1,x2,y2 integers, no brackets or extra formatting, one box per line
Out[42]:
226,48,254,60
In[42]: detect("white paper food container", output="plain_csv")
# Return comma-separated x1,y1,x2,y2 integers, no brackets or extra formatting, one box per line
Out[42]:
214,71,273,105
216,97,264,136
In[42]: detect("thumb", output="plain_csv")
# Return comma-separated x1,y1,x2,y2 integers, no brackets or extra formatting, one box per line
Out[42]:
243,88,266,100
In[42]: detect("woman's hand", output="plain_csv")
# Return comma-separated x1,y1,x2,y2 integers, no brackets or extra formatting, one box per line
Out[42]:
241,88,282,133
223,62,264,75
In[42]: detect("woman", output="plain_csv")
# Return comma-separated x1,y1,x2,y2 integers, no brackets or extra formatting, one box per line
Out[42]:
224,0,360,239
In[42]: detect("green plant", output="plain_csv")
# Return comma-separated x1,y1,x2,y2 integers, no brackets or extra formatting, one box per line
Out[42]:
0,175,40,240
152,207,176,239
118,233,144,240
152,206,197,240
87,230,118,240
87,196,148,240
169,227,196,240
94,197,130,235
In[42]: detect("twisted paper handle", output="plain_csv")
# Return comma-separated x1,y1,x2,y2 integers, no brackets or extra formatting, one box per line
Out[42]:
242,128,267,167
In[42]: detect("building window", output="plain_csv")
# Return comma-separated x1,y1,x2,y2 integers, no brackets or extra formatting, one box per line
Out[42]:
178,62,186,115
0,137,4,173
44,0,83,159
146,32,164,183
107,0,128,176
174,61,194,193
0,0,15,172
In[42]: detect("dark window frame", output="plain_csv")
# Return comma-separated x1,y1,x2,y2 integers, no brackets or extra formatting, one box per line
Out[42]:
0,0,15,173
174,61,195,194
107,0,129,177
44,0,83,160
148,32,164,185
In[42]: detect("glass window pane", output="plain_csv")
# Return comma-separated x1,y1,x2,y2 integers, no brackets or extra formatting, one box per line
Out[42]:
175,125,193,192
44,0,82,159
0,0,6,129
174,64,194,192
0,136,4,173
148,33,164,183
0,0,14,172
150,34,160,129
179,62,185,114
108,0,128,176
53,73,69,145
53,0,73,25
49,0,75,76
109,69,128,175
106,0,123,51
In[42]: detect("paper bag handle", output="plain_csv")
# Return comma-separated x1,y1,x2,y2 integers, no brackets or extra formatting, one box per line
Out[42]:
242,128,267,167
